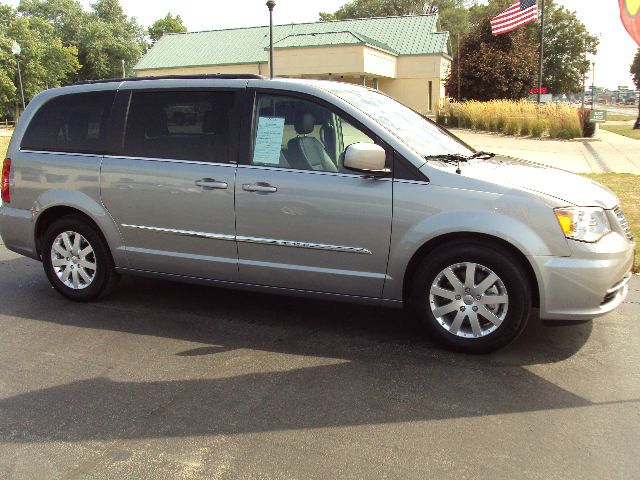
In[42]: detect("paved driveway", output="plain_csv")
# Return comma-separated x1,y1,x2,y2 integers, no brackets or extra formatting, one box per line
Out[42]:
0,245,638,479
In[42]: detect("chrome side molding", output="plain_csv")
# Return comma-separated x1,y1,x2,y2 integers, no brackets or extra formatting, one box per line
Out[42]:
121,224,372,255
235,235,371,255
121,224,235,242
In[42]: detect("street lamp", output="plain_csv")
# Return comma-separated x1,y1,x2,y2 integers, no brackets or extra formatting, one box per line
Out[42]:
266,0,276,79
11,41,26,110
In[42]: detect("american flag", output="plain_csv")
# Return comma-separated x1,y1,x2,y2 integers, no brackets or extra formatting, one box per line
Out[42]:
491,0,538,36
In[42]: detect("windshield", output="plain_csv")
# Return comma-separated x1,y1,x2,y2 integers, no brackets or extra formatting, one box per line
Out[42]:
330,87,474,159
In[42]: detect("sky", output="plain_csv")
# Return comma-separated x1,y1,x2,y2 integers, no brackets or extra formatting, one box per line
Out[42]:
4,0,638,90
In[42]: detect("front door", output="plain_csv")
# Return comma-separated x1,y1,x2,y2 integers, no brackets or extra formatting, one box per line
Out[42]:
234,92,392,298
101,88,240,281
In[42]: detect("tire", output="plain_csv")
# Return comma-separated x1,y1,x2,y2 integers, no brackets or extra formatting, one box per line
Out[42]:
410,241,532,353
42,215,118,301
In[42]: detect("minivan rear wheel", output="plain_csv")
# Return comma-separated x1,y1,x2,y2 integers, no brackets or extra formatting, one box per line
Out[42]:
410,241,531,353
42,216,118,301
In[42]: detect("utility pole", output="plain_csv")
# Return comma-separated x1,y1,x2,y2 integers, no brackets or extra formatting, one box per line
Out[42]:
591,61,596,109
457,34,461,101
537,0,545,105
267,1,276,79
580,37,587,111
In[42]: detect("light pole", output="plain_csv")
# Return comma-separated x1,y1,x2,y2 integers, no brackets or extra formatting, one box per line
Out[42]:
11,42,26,110
266,1,276,79
591,61,596,109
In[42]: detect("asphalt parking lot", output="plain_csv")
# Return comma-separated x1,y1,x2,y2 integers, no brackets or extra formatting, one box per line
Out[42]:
0,244,638,480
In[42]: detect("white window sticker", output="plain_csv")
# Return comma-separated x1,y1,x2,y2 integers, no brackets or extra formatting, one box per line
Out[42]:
253,116,285,165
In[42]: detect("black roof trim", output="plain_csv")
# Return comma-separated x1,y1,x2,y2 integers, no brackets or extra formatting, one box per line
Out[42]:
74,74,264,85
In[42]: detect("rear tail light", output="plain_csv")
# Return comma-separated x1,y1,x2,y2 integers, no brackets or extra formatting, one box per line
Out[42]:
1,158,10,203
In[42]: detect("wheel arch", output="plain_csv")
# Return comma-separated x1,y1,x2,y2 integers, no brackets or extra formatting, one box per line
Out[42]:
35,206,103,257
32,192,126,267
402,232,540,308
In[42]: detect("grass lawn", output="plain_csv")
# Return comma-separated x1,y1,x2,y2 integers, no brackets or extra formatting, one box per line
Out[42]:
601,124,640,140
0,136,10,159
584,173,639,272
605,114,636,121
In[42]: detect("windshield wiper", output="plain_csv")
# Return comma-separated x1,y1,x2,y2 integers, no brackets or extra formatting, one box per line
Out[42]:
424,153,469,163
468,151,496,160
424,153,470,175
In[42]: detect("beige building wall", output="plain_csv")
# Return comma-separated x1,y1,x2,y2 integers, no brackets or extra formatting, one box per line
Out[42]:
272,45,397,79
135,51,450,116
378,55,451,114
362,48,397,78
273,45,363,77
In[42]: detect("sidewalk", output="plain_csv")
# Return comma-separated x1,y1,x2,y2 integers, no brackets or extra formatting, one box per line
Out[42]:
452,128,640,174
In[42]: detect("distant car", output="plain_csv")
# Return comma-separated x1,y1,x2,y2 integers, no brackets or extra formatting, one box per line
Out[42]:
0,75,634,353
624,97,637,105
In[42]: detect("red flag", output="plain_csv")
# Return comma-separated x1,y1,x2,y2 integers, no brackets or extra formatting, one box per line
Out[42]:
620,0,640,46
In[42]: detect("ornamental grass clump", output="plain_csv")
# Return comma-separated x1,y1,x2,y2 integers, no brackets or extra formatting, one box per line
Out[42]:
437,99,585,139
546,104,582,139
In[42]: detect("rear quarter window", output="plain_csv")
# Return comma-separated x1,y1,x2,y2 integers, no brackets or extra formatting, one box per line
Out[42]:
21,91,115,154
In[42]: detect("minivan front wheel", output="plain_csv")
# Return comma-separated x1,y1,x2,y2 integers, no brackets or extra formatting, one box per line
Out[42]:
42,216,117,301
411,242,532,353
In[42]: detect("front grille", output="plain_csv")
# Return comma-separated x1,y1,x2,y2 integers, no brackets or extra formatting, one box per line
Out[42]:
613,205,633,240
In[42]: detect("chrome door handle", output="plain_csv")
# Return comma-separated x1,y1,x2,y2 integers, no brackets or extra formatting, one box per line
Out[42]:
195,178,228,190
242,183,277,193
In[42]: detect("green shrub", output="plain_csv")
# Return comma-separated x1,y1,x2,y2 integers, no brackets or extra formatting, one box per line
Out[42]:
530,118,546,137
521,116,532,136
504,118,520,136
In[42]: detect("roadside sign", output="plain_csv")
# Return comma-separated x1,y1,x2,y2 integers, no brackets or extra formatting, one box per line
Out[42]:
530,87,547,94
619,85,629,91
589,110,607,123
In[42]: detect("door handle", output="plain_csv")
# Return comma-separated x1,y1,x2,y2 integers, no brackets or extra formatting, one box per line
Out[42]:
195,178,228,190
242,183,277,193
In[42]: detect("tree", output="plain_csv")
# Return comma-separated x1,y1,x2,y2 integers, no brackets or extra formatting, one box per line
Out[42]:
148,13,187,43
631,49,640,129
445,18,537,100
463,0,597,97
540,1,598,95
319,0,473,54
19,0,147,81
0,3,79,115
78,0,147,80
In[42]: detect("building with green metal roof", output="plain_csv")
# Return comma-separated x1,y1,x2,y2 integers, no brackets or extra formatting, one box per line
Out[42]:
134,14,452,114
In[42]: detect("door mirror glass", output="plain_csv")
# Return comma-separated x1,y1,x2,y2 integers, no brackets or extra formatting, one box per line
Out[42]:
343,143,387,173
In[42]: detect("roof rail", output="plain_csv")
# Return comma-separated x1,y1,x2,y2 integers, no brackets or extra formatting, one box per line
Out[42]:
73,74,264,85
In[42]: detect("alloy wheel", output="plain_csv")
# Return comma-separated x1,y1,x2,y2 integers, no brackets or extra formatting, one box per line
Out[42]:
50,231,97,290
428,262,509,338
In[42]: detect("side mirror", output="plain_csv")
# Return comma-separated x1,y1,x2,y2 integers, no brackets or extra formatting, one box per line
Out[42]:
343,143,389,175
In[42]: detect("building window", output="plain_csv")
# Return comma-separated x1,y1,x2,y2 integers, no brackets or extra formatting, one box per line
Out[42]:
428,81,433,112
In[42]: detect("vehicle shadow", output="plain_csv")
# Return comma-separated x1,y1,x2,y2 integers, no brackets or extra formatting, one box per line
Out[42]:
0,256,600,443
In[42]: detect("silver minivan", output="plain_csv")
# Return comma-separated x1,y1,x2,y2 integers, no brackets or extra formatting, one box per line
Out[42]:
0,75,634,352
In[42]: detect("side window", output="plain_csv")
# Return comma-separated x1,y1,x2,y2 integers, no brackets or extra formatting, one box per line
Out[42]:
123,90,235,163
251,94,375,173
21,91,115,154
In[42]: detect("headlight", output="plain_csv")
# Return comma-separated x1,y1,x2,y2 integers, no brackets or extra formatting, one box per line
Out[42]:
554,207,611,243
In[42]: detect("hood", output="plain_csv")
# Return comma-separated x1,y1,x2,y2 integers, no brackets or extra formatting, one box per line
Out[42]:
450,157,619,209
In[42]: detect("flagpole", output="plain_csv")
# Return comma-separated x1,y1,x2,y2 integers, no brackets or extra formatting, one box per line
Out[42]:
537,0,545,105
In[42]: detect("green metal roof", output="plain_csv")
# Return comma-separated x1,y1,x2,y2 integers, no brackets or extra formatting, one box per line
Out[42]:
271,31,399,55
135,14,450,71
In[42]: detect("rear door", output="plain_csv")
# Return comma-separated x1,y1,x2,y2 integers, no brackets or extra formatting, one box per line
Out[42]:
100,85,241,280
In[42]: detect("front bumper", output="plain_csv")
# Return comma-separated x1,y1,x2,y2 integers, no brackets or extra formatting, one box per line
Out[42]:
531,232,634,321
